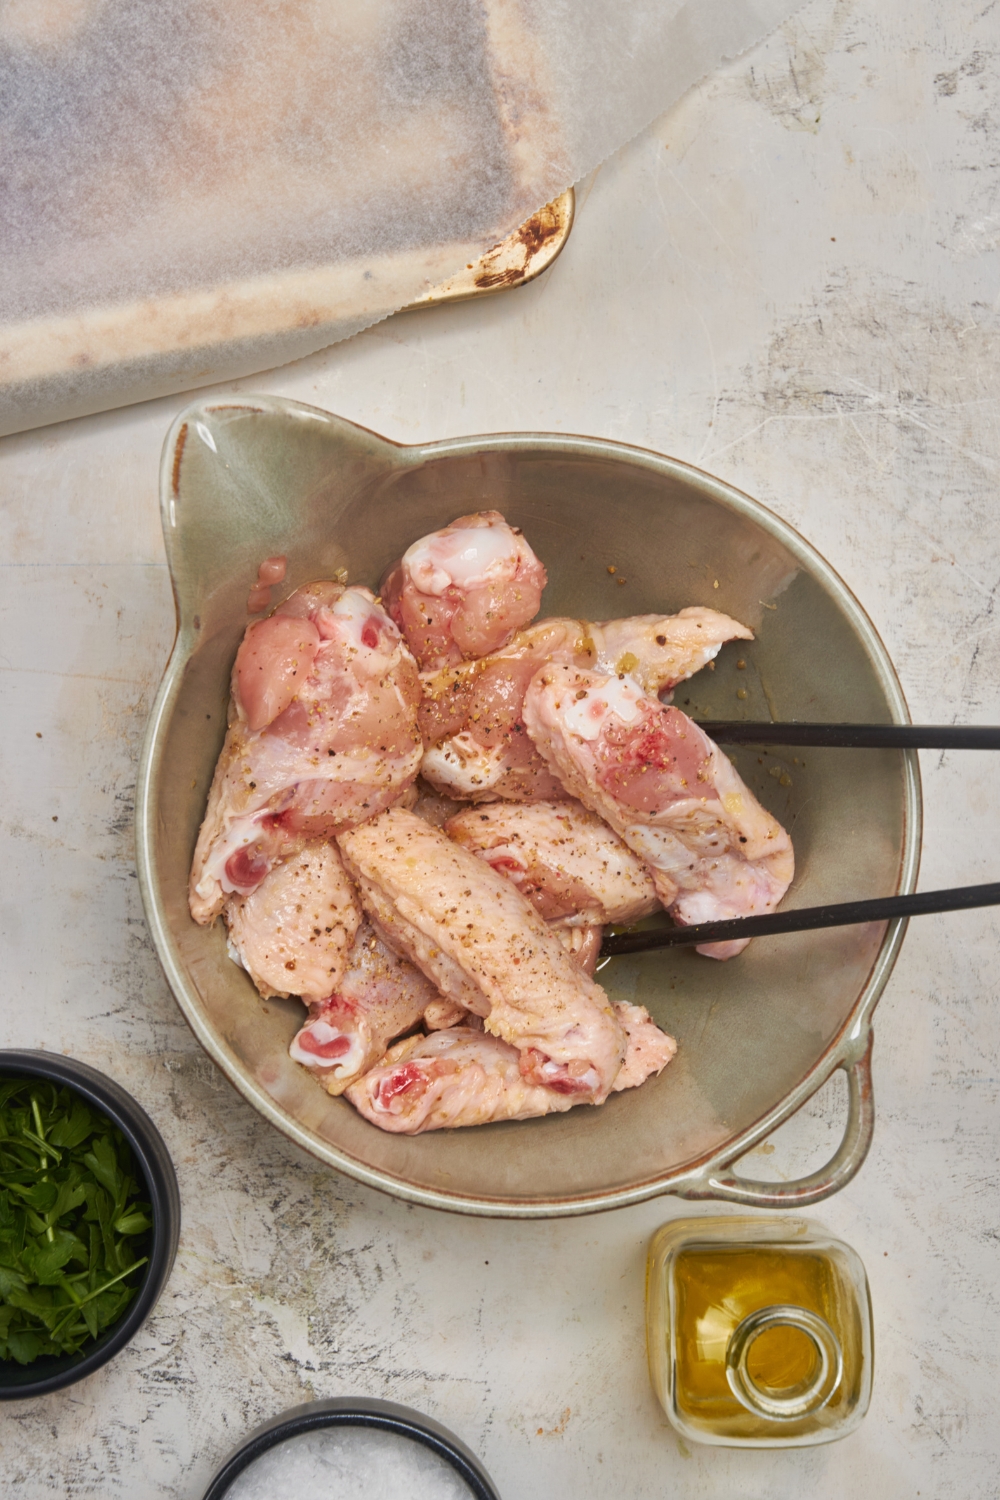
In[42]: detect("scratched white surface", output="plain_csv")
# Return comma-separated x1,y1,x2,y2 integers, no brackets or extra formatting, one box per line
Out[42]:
2,0,999,1494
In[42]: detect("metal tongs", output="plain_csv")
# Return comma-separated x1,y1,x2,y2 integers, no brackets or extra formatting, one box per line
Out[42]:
600,722,1000,958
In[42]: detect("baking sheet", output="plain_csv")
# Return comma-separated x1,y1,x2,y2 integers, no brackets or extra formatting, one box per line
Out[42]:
0,0,803,435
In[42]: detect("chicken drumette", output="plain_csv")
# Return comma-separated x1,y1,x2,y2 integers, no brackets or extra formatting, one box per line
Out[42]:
380,510,548,671
225,840,361,1000
189,582,422,924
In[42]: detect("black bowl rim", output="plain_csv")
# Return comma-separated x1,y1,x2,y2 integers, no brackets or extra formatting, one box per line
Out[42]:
201,1397,501,1500
0,1050,181,1400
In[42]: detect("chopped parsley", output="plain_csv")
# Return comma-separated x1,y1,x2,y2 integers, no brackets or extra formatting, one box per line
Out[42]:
0,1077,151,1365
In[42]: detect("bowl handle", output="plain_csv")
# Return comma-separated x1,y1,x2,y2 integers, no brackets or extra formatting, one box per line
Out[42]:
681,1030,875,1208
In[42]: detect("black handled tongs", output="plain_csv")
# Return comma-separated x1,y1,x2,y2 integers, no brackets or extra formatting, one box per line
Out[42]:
600,720,1000,958
600,882,1000,957
693,722,1000,749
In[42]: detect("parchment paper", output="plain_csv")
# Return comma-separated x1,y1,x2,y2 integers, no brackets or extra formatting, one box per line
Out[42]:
0,0,803,435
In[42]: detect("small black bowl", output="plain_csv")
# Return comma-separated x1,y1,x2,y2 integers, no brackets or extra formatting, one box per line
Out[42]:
0,1050,180,1400
202,1397,501,1499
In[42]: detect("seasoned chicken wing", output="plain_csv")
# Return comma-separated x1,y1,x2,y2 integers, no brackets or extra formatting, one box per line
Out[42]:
589,608,752,698
346,1001,675,1133
381,511,548,671
289,922,447,1095
224,840,361,1001
418,608,751,803
523,665,794,959
189,583,422,924
612,1002,679,1090
337,809,626,1100
346,1028,575,1132
445,799,658,926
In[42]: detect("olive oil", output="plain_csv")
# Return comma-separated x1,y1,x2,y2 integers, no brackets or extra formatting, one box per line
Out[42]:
646,1218,873,1446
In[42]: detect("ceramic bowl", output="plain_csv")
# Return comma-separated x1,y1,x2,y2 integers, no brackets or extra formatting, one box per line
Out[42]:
0,1051,180,1398
136,396,920,1217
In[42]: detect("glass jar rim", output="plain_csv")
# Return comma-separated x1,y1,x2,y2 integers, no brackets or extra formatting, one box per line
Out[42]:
725,1304,844,1421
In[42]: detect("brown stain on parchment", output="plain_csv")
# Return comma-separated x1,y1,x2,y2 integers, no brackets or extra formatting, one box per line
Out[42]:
474,202,564,289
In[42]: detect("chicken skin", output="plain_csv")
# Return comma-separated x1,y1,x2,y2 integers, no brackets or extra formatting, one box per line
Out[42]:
589,608,752,697
346,1001,676,1133
380,511,548,671
346,1028,570,1132
224,840,361,1000
289,922,449,1096
445,798,659,977
189,583,422,925
418,608,752,803
445,799,658,926
611,1002,679,1091
337,808,626,1100
523,665,794,959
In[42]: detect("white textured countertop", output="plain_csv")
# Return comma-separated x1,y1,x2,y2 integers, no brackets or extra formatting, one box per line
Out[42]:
2,1,999,1493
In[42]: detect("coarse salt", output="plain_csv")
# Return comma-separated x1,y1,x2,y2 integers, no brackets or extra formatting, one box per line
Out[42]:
223,1425,476,1500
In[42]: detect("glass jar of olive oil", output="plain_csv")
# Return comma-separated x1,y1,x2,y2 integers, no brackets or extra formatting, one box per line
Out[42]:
646,1216,873,1447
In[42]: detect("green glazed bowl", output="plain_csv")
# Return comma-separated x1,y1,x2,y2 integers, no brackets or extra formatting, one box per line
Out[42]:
137,396,920,1218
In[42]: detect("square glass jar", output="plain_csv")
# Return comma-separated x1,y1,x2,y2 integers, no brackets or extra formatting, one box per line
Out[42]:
646,1216,873,1447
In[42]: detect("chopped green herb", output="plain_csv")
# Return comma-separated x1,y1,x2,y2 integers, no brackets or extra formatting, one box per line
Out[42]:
0,1077,151,1365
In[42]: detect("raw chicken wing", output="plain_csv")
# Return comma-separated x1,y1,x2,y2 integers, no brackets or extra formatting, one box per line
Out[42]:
289,922,448,1095
445,799,658,926
591,607,753,695
347,1001,675,1133
523,665,794,959
381,511,547,671
346,1028,580,1132
337,809,626,1100
612,1002,679,1090
189,583,422,924
225,840,361,1000
419,609,751,803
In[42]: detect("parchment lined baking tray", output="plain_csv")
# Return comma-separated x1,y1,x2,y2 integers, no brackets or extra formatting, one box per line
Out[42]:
0,191,573,441
0,0,574,440
0,0,806,438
